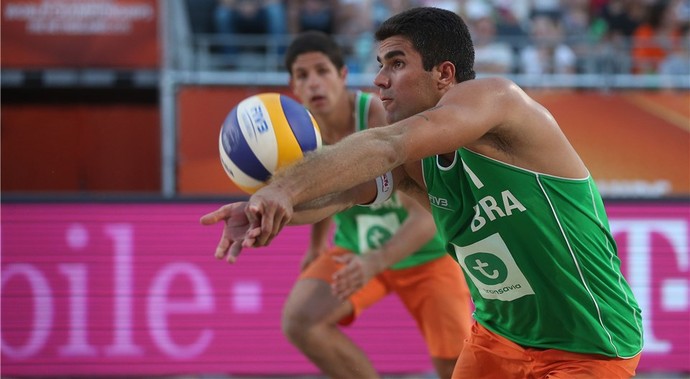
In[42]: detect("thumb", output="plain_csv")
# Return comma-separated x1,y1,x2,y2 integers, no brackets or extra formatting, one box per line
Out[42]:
246,202,262,223
200,210,222,225
200,203,238,225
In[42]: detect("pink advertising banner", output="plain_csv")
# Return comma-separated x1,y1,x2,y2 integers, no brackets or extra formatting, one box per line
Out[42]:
1,202,689,376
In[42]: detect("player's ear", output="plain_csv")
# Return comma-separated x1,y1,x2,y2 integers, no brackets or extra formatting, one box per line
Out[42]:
436,61,455,89
339,65,349,80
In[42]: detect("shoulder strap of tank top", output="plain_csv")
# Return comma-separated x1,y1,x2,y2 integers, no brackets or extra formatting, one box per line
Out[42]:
354,91,372,132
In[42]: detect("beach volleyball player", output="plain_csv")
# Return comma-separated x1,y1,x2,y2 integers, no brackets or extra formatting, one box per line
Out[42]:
203,7,643,378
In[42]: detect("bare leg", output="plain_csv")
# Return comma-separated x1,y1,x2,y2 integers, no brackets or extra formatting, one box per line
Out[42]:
432,357,459,379
282,278,380,379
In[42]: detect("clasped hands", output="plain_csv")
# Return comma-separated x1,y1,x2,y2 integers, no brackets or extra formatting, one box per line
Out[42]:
200,187,383,300
199,187,293,263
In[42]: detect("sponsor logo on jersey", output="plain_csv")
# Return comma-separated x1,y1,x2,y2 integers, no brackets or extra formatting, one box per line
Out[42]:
428,194,450,209
355,213,401,253
453,233,534,301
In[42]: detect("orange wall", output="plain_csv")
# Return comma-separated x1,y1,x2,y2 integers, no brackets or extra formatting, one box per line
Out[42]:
1,104,161,193
4,88,685,197
533,90,689,196
177,87,690,198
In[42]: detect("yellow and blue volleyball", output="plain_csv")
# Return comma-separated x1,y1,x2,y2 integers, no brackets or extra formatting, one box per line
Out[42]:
218,93,322,194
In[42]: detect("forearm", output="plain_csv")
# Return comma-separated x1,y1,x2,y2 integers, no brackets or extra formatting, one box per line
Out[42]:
290,183,373,224
272,128,405,209
369,211,437,270
290,199,347,225
309,217,333,247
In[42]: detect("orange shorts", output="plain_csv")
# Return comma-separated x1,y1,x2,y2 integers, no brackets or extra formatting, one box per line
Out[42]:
300,246,472,359
453,322,641,379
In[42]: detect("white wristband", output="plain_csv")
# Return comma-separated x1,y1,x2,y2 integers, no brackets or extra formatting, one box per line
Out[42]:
367,171,394,206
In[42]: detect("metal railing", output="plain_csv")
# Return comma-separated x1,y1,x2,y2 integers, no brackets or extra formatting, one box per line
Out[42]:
178,31,690,90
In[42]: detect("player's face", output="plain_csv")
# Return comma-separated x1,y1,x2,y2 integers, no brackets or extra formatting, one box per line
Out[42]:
374,36,442,124
290,52,347,116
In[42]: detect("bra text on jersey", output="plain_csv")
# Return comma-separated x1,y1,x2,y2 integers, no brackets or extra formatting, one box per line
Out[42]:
471,190,527,232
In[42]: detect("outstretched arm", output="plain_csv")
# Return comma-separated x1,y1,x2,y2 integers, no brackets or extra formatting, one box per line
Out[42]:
242,78,580,246
247,164,405,246
200,178,378,263
290,183,372,224
247,78,581,244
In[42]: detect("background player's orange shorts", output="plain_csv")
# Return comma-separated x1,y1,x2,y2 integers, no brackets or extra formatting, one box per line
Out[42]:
453,322,641,379
300,246,473,359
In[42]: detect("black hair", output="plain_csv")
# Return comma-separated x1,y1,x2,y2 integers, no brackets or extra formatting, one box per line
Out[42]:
284,30,345,74
375,7,476,82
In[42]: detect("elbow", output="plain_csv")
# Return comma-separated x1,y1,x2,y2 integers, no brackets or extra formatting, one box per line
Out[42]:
407,209,438,241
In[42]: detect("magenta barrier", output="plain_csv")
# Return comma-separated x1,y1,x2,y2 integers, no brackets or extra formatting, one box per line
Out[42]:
1,202,688,376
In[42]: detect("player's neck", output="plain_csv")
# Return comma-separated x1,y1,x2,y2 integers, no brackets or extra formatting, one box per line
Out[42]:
316,91,356,144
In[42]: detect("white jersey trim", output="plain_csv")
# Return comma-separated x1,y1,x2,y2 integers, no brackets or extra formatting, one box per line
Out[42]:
462,148,591,181
536,174,625,357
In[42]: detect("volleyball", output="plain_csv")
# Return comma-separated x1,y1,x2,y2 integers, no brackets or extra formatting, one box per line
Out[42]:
218,93,322,194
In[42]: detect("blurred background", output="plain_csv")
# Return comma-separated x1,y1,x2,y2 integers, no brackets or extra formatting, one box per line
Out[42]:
1,0,689,378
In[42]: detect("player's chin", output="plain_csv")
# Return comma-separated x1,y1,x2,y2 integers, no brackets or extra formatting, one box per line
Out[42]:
386,111,405,124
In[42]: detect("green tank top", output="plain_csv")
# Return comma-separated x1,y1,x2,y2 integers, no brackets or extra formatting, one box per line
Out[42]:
332,92,447,270
422,148,643,358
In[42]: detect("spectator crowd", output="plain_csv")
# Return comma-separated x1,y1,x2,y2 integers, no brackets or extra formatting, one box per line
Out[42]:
186,0,690,75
